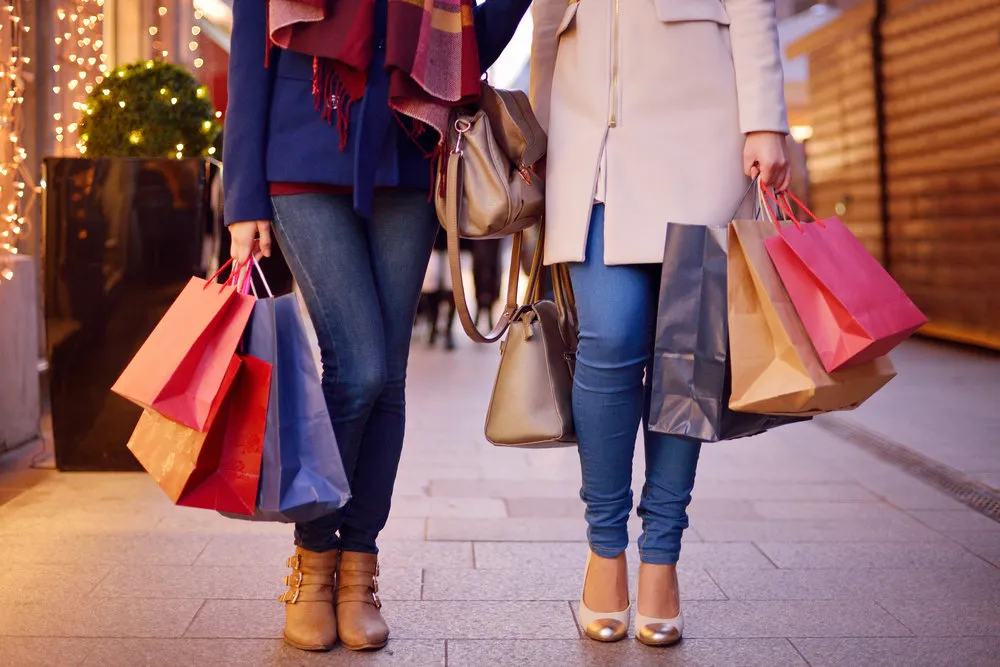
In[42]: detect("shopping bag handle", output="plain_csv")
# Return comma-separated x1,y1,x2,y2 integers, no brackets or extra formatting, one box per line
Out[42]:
242,256,275,298
206,257,251,293
776,190,826,229
756,182,784,231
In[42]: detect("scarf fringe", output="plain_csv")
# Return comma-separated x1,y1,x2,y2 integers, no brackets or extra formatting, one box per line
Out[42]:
312,57,355,151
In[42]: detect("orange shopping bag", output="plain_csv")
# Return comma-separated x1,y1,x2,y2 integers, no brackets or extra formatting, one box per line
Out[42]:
112,260,255,431
127,354,271,515
727,186,896,415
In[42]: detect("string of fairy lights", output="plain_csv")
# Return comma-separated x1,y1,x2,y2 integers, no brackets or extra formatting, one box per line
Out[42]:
0,0,34,282
0,1,211,284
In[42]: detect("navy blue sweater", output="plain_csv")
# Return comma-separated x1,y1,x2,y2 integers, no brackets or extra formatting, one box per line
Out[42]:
223,0,531,223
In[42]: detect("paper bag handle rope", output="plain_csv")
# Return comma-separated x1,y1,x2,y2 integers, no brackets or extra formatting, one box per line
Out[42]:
775,190,826,229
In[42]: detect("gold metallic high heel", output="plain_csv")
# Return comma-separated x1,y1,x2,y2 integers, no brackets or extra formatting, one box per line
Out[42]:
634,563,683,647
578,551,631,642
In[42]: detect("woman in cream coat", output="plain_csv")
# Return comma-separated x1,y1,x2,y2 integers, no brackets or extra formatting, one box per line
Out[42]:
531,0,791,647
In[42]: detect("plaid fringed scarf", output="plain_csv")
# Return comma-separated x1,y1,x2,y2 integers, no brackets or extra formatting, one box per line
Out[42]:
268,0,482,151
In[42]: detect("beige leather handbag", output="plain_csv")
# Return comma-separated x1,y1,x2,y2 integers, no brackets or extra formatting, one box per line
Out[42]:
436,83,547,343
484,225,578,448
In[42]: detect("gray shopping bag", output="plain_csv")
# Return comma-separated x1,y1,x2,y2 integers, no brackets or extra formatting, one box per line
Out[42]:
649,222,808,442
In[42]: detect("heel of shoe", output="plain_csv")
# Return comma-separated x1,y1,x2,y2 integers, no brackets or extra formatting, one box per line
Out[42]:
634,610,683,647
578,552,630,642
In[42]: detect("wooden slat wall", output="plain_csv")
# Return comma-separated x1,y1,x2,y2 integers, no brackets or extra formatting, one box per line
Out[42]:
882,0,1000,348
791,0,1000,349
798,7,884,262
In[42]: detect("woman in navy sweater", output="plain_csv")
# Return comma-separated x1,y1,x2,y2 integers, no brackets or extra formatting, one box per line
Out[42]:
224,0,530,652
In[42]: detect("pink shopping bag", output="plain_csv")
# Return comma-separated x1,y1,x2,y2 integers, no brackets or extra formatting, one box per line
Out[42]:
762,190,927,372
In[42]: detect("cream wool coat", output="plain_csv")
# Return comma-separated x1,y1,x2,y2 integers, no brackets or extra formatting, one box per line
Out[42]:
530,0,790,265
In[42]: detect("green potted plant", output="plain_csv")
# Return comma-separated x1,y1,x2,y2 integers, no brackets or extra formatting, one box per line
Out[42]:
43,60,223,472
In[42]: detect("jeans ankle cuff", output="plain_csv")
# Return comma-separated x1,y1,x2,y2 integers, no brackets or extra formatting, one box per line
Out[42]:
589,544,627,560
638,551,679,565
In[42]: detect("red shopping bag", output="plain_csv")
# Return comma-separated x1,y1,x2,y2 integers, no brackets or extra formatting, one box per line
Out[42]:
762,191,927,372
112,260,255,431
127,354,271,515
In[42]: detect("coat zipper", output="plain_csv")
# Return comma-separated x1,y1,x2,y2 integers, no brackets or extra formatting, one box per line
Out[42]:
609,0,620,128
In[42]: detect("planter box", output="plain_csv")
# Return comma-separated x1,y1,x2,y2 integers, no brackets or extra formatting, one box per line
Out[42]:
42,157,216,471
0,255,41,453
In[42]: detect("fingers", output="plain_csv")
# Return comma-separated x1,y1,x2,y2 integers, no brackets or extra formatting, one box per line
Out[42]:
230,235,252,266
256,221,273,258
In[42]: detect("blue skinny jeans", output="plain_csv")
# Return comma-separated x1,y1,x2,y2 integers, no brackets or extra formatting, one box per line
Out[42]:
270,190,438,554
569,205,702,565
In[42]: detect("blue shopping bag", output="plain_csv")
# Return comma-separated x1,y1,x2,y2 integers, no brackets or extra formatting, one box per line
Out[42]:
221,264,350,522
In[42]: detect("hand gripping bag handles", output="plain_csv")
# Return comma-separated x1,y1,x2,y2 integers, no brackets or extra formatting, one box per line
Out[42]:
437,81,547,343
485,223,579,448
221,259,351,523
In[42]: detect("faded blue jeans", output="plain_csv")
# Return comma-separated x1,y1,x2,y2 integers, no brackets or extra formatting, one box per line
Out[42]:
271,190,438,554
569,205,702,565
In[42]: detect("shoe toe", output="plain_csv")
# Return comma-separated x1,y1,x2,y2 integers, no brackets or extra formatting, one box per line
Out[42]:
636,622,681,647
584,618,628,642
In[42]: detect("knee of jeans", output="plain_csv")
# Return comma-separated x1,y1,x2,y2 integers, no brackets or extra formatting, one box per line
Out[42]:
322,362,387,415
576,325,650,379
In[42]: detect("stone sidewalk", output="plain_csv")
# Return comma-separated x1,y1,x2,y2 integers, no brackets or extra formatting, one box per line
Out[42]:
1,340,999,666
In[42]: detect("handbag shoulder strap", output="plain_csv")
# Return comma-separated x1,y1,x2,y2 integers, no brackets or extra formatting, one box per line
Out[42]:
444,150,520,344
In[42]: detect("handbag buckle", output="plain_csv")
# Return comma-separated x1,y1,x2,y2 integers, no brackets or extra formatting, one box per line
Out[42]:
518,164,533,185
452,118,472,155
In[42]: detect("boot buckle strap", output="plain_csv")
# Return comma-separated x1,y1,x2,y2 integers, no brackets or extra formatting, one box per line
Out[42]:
278,588,301,604
286,554,302,570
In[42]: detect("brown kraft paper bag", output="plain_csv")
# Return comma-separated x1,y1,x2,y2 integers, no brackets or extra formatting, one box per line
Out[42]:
727,218,896,415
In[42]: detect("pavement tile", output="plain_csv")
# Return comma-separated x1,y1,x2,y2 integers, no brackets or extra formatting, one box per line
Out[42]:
421,566,724,602
185,600,580,640
750,501,906,521
693,516,945,543
791,637,1000,667
473,541,773,570
92,565,421,601
504,497,584,519
379,540,475,570
0,637,93,667
79,638,445,666
384,601,580,640
428,517,587,542
184,600,282,638
446,638,807,667
680,600,910,638
943,531,1000,566
0,532,211,566
706,566,1000,601
0,563,111,598
908,510,1000,533
194,534,298,567
0,509,167,536
0,599,204,638
692,481,877,502
756,541,989,569
427,517,668,543
388,495,508,519
878,599,1000,636
429,479,582,499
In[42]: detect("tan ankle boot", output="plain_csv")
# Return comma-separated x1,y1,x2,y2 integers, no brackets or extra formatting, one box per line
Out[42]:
336,551,389,651
280,547,339,651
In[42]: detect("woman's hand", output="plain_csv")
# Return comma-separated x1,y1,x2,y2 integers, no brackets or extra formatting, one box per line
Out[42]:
744,132,791,192
229,220,273,267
